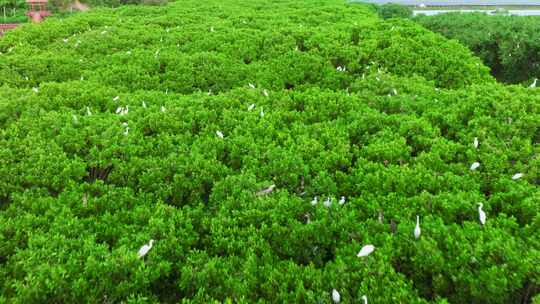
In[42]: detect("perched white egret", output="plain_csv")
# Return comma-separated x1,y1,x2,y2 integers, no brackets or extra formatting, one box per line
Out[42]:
161,106,166,113
113,96,120,102
478,203,486,226
470,162,480,171
24,75,29,81
248,83,256,89
530,78,537,88
216,130,224,139
80,76,84,81
263,89,269,97
248,104,256,111
63,38,68,43
332,289,340,303
86,106,92,116
414,215,421,239
361,295,368,304
116,107,122,114
323,197,332,207
512,173,523,180
256,184,275,196
473,137,479,149
142,101,147,108
210,26,215,32
339,196,345,205
32,87,39,93
137,239,154,258
311,196,318,206
357,244,375,257
392,88,398,95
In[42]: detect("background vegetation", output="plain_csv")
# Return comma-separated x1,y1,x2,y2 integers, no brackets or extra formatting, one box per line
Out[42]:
416,12,540,85
0,0,538,303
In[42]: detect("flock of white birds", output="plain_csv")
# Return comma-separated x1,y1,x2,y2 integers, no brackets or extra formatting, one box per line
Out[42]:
65,84,526,302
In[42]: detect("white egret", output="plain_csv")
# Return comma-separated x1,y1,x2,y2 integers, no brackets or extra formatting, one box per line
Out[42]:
339,196,345,205
332,289,340,303
470,162,480,171
414,215,421,239
357,244,375,257
126,51,132,55
24,75,29,81
473,137,479,149
256,184,275,196
512,173,523,180
530,78,537,88
323,197,332,207
63,38,68,43
210,26,215,32
32,87,39,93
137,239,154,258
86,106,92,116
248,103,255,111
260,108,264,118
248,83,255,89
392,88,398,95
361,295,368,304
216,130,224,138
263,89,269,97
142,101,147,108
478,203,486,226
113,96,119,102
311,196,318,206
161,106,166,113
116,107,122,114
80,76,84,81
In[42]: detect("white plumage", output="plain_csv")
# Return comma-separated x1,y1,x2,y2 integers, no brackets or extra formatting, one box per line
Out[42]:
248,103,255,111
357,244,375,257
323,197,332,207
339,196,345,205
470,162,480,171
311,196,318,206
137,239,154,258
478,203,486,226
414,215,421,239
512,173,523,180
473,137,479,149
113,96,119,102
332,289,340,303
361,295,368,304
530,78,537,88
216,130,224,139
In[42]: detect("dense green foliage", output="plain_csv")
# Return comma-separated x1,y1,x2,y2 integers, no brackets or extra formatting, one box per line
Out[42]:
416,12,540,85
376,3,413,19
0,0,538,303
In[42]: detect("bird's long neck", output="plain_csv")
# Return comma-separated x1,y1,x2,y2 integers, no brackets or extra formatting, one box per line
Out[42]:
416,216,419,225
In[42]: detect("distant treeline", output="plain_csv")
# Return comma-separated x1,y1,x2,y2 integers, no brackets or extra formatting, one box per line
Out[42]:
414,12,540,85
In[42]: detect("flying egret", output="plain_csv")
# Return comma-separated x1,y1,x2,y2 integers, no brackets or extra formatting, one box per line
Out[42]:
361,295,368,304
470,162,480,171
339,196,345,205
248,103,255,111
216,130,224,139
530,78,537,88
113,96,119,102
311,196,318,206
357,244,375,257
332,289,340,303
137,239,154,258
512,173,523,180
414,215,421,239
323,197,332,207
473,137,479,149
478,203,486,226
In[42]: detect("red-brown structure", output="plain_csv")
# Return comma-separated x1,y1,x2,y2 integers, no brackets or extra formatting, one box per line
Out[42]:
0,23,18,36
26,0,51,23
